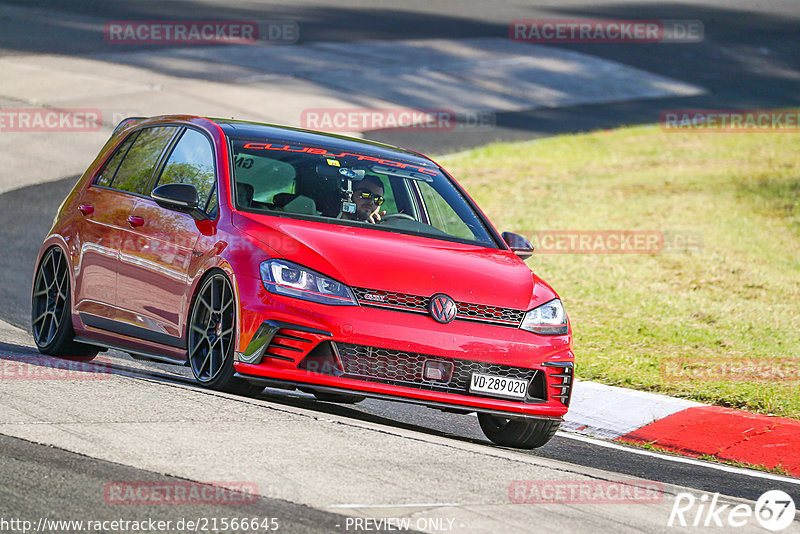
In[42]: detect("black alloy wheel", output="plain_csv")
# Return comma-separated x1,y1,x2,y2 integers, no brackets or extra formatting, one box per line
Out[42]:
187,271,263,396
31,246,98,360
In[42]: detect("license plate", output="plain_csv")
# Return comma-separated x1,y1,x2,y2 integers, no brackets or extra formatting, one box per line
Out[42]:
469,372,529,400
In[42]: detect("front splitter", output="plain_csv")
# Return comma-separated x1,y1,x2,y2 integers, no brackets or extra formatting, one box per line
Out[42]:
235,372,564,422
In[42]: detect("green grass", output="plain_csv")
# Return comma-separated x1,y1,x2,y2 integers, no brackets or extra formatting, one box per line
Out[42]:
695,455,792,477
440,119,800,418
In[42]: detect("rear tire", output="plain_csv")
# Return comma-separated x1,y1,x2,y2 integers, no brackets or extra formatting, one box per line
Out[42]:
477,413,560,449
31,246,99,361
187,271,263,396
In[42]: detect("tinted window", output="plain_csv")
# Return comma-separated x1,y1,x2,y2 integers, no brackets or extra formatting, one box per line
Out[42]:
155,129,216,208
111,126,177,194
95,132,139,187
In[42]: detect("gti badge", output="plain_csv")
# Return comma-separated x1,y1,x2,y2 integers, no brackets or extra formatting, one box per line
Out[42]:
429,294,457,324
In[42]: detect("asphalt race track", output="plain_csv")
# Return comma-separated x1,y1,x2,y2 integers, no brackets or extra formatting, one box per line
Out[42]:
0,432,350,534
0,175,799,503
1,1,799,532
1,0,798,154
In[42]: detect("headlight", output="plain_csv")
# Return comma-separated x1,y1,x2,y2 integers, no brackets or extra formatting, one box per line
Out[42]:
260,259,357,306
520,299,568,335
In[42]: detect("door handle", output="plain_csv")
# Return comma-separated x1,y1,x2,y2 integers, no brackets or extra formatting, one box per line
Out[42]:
78,204,94,216
127,215,145,228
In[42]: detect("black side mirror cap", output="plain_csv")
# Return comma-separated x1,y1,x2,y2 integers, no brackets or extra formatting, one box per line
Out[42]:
151,183,207,220
502,231,534,260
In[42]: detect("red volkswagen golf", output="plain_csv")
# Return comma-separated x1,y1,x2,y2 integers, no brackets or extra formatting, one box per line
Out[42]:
32,115,573,448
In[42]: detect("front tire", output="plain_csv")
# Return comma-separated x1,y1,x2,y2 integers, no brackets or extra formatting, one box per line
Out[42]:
187,271,263,396
31,246,98,360
477,413,560,449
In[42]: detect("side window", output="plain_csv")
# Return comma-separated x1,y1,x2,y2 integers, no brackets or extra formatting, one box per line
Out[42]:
94,132,139,187
111,126,178,195
417,181,474,240
156,129,216,209
205,187,218,217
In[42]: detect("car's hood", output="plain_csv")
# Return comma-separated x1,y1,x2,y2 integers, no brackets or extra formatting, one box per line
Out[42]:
233,213,555,310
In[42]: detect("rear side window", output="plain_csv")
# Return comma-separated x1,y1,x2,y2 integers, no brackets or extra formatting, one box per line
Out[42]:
155,128,216,210
110,126,178,194
95,132,139,187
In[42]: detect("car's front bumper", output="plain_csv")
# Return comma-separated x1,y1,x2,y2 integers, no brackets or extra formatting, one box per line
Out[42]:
233,274,573,418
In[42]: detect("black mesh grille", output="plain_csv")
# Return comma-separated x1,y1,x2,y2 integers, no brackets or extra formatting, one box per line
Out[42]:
352,288,430,312
456,302,525,323
334,342,545,402
351,288,525,326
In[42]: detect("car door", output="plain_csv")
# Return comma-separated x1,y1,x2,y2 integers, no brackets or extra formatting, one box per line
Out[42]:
116,127,218,346
73,131,142,322
87,125,179,336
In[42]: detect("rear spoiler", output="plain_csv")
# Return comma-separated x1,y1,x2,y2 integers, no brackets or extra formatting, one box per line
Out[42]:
112,116,146,135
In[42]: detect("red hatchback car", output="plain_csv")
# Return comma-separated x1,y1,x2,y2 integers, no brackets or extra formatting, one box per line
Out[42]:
33,115,573,448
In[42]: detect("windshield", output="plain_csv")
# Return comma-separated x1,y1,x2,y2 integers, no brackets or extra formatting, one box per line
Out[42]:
229,138,497,247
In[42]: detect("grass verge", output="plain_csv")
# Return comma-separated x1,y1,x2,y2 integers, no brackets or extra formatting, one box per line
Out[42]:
441,120,800,418
618,440,791,476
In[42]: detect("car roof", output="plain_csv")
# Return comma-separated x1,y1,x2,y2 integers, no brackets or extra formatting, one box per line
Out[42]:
213,118,436,168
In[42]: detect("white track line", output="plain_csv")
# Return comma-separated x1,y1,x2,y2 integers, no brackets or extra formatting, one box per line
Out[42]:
329,503,461,509
558,431,800,485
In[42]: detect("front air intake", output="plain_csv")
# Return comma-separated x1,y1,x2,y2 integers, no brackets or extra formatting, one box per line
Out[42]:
297,342,344,377
543,362,573,406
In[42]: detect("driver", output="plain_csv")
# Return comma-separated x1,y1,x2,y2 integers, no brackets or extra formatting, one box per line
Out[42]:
342,175,386,223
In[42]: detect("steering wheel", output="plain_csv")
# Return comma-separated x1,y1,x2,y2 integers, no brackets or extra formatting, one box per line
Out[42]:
380,213,415,222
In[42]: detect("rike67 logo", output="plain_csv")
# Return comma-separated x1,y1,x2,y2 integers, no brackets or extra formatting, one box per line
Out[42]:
669,490,796,531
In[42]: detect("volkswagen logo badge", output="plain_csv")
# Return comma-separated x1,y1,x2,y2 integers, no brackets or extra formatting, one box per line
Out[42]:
429,294,457,324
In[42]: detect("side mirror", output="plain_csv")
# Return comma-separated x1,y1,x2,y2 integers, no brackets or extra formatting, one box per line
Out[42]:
502,231,534,260
151,183,206,220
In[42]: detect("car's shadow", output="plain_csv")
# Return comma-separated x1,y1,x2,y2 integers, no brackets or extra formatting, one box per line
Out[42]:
0,340,496,449
253,387,494,447
0,341,196,386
